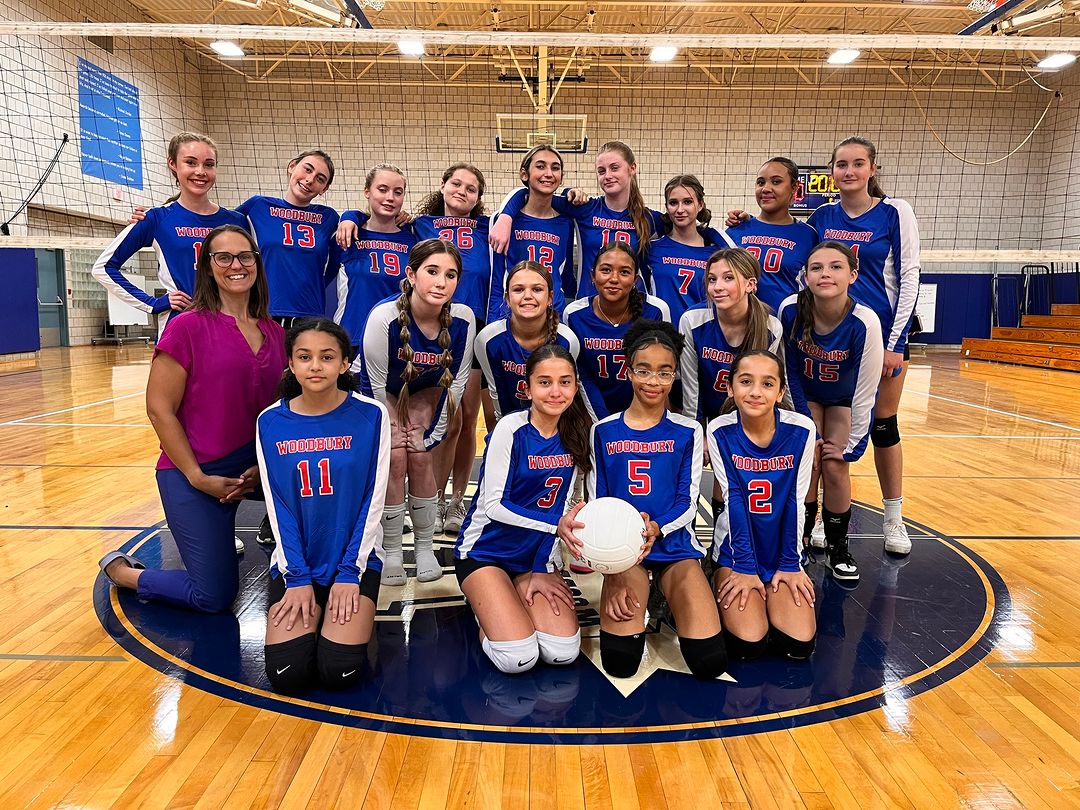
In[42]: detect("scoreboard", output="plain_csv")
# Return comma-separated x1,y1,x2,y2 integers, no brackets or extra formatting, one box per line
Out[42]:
790,167,840,216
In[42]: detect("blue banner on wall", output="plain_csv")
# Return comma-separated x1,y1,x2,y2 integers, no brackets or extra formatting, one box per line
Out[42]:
77,58,143,189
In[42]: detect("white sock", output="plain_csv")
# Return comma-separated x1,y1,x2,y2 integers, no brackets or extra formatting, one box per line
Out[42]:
381,503,407,585
409,495,443,582
883,497,903,524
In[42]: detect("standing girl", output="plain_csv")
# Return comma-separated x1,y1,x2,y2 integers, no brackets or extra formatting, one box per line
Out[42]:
778,242,884,582
559,320,727,680
334,164,418,347
98,225,285,611
487,145,576,320
93,133,248,334
563,243,670,420
726,158,818,313
646,175,734,326
257,320,390,693
455,344,591,674
359,239,475,584
476,260,590,423
490,141,663,297
806,137,920,555
708,350,818,660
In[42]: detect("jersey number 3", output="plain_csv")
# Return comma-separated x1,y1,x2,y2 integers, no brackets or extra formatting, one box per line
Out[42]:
537,476,563,508
297,458,333,497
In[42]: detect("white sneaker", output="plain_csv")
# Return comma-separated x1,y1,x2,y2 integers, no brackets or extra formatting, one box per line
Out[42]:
443,497,467,534
883,521,912,555
234,536,245,554
810,516,826,549
434,496,447,534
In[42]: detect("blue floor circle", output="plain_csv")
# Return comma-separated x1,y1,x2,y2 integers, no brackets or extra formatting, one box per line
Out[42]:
95,503,1009,744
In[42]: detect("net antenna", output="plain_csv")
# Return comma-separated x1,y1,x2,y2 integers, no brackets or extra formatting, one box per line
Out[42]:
495,45,587,153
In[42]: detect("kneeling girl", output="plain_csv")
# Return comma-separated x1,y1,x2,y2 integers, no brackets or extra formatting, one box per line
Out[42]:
455,345,592,674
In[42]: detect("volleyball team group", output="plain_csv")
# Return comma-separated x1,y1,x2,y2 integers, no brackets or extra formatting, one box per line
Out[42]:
95,131,920,694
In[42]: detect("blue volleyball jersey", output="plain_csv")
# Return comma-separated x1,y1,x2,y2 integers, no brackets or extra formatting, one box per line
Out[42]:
498,188,664,297
358,297,475,450
488,208,576,321
234,195,341,319
807,197,921,352
333,226,418,346
726,217,818,313
475,320,592,421
456,409,578,573
413,214,490,324
778,295,883,462
645,228,735,325
707,409,816,581
563,294,671,420
256,392,390,588
679,304,784,422
92,201,248,316
587,411,704,564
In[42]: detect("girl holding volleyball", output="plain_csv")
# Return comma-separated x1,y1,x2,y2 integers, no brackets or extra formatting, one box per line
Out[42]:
257,319,389,694
358,239,475,585
558,319,727,681
707,349,818,660
454,344,592,674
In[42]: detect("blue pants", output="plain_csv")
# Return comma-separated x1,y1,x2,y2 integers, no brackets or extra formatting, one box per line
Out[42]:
138,443,255,613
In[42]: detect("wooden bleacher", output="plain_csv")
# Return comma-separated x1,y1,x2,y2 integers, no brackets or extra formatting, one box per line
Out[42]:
962,304,1080,372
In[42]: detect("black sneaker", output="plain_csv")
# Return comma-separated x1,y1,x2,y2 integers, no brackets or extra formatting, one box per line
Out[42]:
826,541,860,583
256,514,276,548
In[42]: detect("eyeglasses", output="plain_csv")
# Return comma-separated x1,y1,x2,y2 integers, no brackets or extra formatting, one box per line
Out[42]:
209,250,259,268
630,367,677,383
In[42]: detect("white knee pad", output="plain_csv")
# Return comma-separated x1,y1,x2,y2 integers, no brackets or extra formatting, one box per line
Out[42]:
481,633,539,674
536,629,581,666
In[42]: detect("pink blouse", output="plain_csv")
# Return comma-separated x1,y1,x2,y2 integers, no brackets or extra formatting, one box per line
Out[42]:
154,309,286,470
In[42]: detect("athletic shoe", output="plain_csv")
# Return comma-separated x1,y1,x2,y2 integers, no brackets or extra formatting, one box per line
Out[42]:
256,514,276,548
809,515,826,549
98,550,145,586
883,520,912,555
434,496,447,534
234,536,245,554
826,541,860,583
443,497,467,534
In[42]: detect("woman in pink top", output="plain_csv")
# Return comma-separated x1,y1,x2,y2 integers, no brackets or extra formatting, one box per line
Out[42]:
99,224,286,612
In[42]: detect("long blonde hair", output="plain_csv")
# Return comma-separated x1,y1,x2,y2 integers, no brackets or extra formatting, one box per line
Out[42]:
394,238,463,426
704,247,770,351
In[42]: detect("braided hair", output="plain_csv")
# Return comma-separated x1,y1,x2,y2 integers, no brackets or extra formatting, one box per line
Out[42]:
394,238,464,426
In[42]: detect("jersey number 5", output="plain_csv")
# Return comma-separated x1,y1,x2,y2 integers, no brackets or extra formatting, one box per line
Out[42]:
747,479,772,514
537,476,563,508
297,458,333,497
628,460,651,496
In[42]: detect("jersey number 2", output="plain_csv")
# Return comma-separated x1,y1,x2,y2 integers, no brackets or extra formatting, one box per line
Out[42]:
747,479,772,514
297,458,333,497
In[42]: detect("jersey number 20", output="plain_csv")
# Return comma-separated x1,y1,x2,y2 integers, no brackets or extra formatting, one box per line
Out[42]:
297,458,333,497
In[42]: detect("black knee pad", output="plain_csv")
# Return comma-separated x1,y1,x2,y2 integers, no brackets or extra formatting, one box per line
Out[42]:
599,630,646,678
680,633,728,679
871,415,900,447
723,629,769,662
770,628,816,661
265,634,317,694
316,637,369,690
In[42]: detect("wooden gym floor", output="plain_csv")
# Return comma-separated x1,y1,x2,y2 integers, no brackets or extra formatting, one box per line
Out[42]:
1,345,1079,808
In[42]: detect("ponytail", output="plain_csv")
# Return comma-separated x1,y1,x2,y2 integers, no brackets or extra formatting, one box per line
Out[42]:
628,287,645,321
544,307,560,346
598,141,652,250
793,288,818,350
705,248,770,351
436,299,459,424
395,281,419,426
831,136,886,198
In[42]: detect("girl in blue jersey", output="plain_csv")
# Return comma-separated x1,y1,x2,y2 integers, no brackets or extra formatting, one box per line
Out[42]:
647,175,734,326
725,158,818,312
359,239,475,585
559,320,728,681
93,132,248,334
487,145,576,321
334,164,418,346
476,260,587,422
235,150,341,326
807,137,920,556
707,350,817,661
490,140,663,297
455,344,592,674
257,320,390,694
563,243,670,420
778,243,883,582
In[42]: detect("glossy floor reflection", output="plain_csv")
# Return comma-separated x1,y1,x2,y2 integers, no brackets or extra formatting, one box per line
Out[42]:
96,501,1007,744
